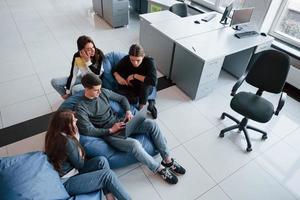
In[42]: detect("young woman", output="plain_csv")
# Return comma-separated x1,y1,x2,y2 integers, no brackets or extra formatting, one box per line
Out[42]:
112,44,158,118
45,110,131,200
51,35,105,99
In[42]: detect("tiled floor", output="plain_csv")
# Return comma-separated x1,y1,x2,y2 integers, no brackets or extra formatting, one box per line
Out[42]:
1,0,300,199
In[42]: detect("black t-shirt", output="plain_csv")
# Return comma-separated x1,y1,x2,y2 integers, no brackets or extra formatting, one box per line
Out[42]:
112,55,157,87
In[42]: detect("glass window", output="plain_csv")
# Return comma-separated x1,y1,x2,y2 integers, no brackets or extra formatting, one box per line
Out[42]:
220,0,245,9
270,0,300,48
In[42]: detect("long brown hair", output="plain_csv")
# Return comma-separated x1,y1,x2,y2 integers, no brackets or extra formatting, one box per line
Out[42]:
77,35,104,65
45,110,85,173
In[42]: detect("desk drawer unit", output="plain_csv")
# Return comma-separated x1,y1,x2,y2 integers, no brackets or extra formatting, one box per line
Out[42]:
199,58,224,85
172,44,223,100
102,0,129,28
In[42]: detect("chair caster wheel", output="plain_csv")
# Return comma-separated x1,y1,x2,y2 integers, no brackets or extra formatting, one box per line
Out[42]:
246,147,252,152
219,132,224,138
262,135,268,140
220,113,225,120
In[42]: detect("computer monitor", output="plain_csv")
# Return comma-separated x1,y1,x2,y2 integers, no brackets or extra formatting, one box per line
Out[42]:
219,2,233,25
230,7,254,30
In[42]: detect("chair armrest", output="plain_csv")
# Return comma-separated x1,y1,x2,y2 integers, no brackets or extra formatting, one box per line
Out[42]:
231,72,247,96
274,92,287,116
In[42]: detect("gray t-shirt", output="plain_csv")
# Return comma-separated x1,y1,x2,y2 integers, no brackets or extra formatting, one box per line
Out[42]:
75,88,130,137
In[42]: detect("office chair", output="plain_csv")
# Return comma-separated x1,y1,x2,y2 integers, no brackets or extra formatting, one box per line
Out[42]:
169,3,188,17
219,50,290,152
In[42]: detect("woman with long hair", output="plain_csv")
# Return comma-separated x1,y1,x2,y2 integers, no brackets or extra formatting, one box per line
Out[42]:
45,110,131,200
51,35,105,99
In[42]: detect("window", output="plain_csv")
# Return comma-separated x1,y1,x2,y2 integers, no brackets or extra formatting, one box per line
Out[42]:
191,0,219,11
220,0,245,9
270,0,300,49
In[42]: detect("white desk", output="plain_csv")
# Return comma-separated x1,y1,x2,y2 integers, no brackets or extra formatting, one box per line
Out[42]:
140,11,181,55
172,28,274,99
140,11,224,77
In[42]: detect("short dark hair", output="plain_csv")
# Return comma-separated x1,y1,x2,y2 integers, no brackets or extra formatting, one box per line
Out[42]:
129,44,145,57
81,73,102,89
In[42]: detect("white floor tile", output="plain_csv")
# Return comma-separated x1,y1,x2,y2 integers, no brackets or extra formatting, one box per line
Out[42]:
0,54,35,83
192,91,232,126
142,146,215,200
159,103,214,143
157,119,181,149
220,161,295,200
46,92,64,111
0,145,8,157
1,96,52,127
0,75,44,108
283,128,300,152
119,167,162,200
185,126,252,182
7,132,46,156
156,86,191,112
114,163,141,178
256,142,300,199
157,70,164,78
196,186,231,200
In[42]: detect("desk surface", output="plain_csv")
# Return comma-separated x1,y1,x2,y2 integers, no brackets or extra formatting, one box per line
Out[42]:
150,12,224,40
176,28,274,60
139,10,181,23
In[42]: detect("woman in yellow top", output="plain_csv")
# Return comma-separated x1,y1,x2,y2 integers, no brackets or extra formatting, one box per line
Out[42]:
51,35,104,99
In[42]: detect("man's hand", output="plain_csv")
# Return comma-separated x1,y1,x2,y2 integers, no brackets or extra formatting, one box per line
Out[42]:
126,74,134,82
115,74,128,86
124,111,134,122
109,122,126,134
79,50,91,62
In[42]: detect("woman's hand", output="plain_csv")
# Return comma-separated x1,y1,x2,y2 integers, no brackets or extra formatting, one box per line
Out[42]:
79,50,91,62
109,122,126,134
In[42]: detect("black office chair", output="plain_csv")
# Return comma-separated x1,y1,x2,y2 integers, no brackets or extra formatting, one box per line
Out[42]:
169,3,188,17
219,50,290,152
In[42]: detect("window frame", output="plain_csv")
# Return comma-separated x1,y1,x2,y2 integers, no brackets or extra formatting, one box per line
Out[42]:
269,0,300,49
191,0,222,12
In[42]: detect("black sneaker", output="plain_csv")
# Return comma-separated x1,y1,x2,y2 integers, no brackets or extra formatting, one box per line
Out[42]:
158,167,178,184
147,104,157,119
162,158,186,175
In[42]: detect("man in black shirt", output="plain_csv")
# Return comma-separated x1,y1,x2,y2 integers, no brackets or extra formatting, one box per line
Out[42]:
112,44,158,119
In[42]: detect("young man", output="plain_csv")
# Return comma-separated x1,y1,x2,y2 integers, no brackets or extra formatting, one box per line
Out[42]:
112,44,158,118
75,73,186,184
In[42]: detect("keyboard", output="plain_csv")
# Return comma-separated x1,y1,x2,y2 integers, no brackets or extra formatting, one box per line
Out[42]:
234,31,259,39
201,13,216,22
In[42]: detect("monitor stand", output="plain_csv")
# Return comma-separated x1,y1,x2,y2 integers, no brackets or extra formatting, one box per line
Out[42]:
232,25,243,31
220,18,229,25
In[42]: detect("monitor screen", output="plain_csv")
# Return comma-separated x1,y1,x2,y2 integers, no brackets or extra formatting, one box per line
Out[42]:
220,2,233,24
230,7,254,27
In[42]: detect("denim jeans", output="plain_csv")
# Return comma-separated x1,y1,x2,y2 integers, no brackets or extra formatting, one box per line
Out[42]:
51,76,83,96
63,156,131,200
104,119,170,172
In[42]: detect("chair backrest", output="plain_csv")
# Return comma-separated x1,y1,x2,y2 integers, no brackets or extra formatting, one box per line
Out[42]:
246,49,290,94
169,3,188,17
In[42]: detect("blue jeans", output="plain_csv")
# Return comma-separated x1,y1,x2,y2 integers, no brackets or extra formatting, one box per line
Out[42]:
51,76,83,96
104,119,169,172
63,156,131,200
